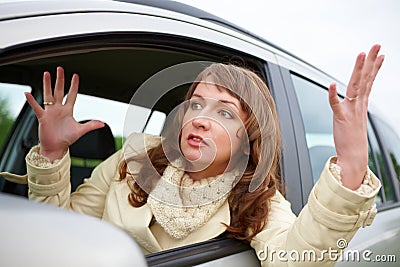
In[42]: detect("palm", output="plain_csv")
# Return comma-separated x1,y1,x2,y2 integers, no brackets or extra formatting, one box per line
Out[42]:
38,109,82,151
333,95,368,167
25,67,104,161
328,45,384,189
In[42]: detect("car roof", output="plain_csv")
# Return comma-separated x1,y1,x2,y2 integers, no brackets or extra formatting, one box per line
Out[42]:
3,0,379,105
0,0,337,82
0,0,280,50
115,0,287,54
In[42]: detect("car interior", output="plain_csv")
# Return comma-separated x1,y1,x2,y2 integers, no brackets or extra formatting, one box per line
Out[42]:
69,120,116,192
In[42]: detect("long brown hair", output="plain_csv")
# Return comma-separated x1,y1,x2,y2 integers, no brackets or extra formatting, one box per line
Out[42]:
119,63,282,242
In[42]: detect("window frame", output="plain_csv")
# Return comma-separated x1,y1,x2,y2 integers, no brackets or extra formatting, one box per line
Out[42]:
369,113,400,208
278,67,319,207
264,62,304,215
0,30,274,265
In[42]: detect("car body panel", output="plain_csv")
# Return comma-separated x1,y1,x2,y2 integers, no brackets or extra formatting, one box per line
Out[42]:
0,193,147,267
0,1,276,64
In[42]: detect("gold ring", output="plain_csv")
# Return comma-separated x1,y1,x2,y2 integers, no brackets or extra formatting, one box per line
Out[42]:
345,95,360,102
43,101,55,105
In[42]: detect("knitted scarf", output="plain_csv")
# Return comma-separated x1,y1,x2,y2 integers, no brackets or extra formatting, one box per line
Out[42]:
147,159,239,239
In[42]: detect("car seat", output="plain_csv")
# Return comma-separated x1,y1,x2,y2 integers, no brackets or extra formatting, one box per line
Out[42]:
69,120,116,192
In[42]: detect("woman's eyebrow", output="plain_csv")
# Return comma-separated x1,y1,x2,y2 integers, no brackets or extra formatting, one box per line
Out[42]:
219,99,240,111
192,93,240,112
191,93,204,99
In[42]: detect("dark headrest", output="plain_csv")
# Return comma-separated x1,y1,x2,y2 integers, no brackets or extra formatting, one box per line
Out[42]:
69,120,116,160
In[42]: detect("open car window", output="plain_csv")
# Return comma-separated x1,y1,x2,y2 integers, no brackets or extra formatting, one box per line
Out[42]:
0,32,267,264
0,83,31,152
73,93,166,149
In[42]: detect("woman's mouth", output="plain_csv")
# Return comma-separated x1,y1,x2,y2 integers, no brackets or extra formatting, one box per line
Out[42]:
187,134,207,147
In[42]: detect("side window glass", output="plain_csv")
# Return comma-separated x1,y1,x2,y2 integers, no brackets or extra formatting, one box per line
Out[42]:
368,123,390,204
373,117,400,199
291,75,380,190
367,146,383,206
291,75,335,183
0,83,31,151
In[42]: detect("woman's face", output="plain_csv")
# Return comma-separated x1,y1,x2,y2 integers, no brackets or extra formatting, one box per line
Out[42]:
180,81,248,178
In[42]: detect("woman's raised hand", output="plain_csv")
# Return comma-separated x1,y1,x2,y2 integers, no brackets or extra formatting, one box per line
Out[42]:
328,45,384,190
25,67,105,162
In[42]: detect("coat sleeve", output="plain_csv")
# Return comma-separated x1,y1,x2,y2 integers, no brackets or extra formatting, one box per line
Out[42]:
250,158,381,267
26,145,123,218
1,132,160,219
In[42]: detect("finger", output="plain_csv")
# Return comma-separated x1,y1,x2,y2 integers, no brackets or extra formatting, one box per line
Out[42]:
53,66,65,104
346,52,366,98
25,92,44,118
361,44,381,92
79,120,105,136
328,83,340,110
365,54,385,97
65,74,79,107
43,71,53,102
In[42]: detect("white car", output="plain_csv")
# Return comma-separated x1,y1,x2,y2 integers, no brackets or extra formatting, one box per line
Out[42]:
0,1,399,266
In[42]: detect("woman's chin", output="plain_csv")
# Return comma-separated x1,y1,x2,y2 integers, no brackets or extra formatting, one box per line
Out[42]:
184,154,209,163
183,154,214,169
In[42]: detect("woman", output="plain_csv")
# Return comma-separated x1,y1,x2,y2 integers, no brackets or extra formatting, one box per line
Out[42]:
3,45,383,266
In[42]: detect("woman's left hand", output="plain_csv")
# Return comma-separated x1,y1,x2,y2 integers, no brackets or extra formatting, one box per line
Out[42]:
328,44,384,190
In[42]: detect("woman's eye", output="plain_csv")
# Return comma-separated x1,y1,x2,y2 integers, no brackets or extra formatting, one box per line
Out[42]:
190,102,202,110
219,110,233,119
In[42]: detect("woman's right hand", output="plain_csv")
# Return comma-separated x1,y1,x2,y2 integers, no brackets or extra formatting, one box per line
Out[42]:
25,67,105,162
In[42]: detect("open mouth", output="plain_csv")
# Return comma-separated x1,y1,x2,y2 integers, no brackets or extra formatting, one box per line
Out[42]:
187,133,207,146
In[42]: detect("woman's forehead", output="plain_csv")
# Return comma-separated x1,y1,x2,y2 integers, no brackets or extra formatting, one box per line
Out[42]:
193,82,236,100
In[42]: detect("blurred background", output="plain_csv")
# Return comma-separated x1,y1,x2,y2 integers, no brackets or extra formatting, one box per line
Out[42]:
177,0,400,134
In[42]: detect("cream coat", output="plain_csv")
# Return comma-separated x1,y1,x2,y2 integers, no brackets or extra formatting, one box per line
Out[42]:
1,133,381,266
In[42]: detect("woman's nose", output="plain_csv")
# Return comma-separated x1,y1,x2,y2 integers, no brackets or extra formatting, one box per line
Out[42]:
192,116,211,130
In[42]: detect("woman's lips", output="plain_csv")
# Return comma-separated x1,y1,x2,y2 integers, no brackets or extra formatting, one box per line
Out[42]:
187,133,207,147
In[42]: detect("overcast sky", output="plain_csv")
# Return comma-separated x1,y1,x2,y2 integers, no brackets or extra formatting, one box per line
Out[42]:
177,0,400,134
